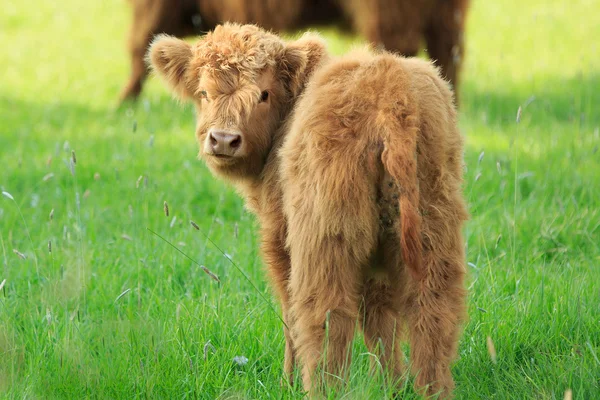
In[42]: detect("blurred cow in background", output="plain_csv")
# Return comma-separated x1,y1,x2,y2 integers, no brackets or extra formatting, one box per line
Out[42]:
120,0,470,104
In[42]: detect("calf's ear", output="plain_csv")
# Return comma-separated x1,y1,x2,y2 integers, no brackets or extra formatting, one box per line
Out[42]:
281,33,327,97
147,35,195,100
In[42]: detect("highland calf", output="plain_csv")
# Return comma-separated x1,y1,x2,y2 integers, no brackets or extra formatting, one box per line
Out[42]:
149,24,468,398
124,0,469,104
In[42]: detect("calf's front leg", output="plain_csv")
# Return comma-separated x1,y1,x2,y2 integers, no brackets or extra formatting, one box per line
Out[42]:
260,224,296,384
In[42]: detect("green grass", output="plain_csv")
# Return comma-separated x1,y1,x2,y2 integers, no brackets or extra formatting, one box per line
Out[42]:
1,0,599,398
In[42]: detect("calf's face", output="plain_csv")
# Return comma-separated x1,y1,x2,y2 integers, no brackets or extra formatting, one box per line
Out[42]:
148,24,321,181
194,66,287,178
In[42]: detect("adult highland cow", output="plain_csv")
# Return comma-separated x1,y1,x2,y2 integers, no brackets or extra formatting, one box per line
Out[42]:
123,0,469,104
149,24,468,398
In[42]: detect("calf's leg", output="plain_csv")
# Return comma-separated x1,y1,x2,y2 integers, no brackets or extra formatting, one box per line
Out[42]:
282,151,379,395
404,219,467,398
361,275,406,383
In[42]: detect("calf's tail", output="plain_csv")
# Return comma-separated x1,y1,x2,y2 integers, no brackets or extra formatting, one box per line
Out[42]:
379,109,424,281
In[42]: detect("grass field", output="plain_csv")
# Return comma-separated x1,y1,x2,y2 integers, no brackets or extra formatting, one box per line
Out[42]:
1,0,599,398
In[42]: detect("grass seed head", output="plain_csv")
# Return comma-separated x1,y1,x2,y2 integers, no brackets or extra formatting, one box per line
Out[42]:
190,220,200,230
163,201,169,217
71,150,77,165
0,279,6,292
94,172,100,180
478,151,485,164
49,208,54,220
516,106,522,123
2,191,14,201
136,175,143,188
487,336,497,364
203,340,216,360
121,234,133,241
13,249,26,259
115,288,131,303
201,265,221,283
43,173,54,182
233,356,248,366
48,241,52,253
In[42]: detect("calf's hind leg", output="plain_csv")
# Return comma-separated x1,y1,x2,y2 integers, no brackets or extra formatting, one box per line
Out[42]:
360,236,408,385
361,275,406,383
282,150,379,394
404,220,467,398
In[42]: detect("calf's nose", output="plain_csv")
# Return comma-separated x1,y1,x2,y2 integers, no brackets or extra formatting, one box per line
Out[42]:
208,130,242,157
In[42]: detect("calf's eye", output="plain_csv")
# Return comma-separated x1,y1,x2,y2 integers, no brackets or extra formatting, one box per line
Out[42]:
259,90,269,103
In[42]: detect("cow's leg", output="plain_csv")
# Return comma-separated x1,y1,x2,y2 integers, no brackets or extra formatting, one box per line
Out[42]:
120,0,156,102
120,0,190,103
424,0,469,103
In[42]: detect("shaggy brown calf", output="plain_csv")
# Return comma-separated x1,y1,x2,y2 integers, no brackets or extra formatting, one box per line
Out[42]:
149,24,468,398
123,0,469,103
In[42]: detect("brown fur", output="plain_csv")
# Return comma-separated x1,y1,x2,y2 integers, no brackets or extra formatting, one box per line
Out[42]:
122,0,470,104
149,23,468,398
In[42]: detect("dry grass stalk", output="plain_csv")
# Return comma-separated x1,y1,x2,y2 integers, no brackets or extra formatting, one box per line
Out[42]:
516,106,522,123
121,234,133,241
0,279,6,292
564,389,572,400
136,175,143,188
43,173,54,182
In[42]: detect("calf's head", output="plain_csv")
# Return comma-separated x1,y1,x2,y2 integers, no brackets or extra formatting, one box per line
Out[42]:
148,23,326,180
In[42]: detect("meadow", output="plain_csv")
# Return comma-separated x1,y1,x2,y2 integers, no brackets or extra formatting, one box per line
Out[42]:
1,0,599,398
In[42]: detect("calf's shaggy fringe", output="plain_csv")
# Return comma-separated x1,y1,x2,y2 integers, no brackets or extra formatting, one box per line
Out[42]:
149,23,468,398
